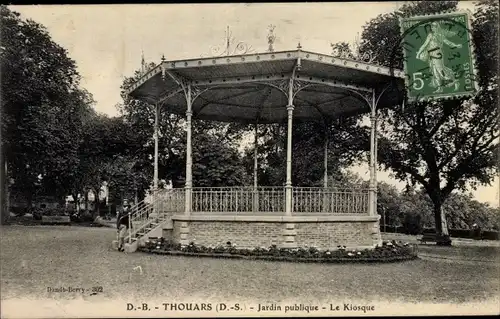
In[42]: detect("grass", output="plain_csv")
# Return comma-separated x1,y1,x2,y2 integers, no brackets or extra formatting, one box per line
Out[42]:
1,226,499,305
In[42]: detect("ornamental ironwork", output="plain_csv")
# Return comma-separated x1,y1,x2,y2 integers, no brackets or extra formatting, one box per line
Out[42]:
139,51,157,76
267,24,276,52
330,33,376,64
202,26,255,58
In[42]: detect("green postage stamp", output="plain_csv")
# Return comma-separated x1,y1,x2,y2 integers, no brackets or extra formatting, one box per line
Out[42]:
399,11,478,102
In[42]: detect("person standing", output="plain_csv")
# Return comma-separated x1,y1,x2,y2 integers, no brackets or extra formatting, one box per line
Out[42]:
116,204,131,252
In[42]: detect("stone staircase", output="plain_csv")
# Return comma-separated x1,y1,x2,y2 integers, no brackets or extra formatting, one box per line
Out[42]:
112,190,184,253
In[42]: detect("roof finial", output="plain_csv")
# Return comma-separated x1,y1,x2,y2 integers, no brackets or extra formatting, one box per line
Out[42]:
267,24,276,52
297,42,302,50
161,54,166,62
141,50,146,75
204,26,254,57
226,26,231,56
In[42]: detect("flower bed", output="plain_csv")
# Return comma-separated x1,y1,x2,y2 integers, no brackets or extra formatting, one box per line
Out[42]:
139,239,418,263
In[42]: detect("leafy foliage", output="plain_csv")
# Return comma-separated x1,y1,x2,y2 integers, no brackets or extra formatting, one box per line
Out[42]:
360,1,459,69
360,0,499,242
77,108,155,216
1,6,93,222
344,172,500,232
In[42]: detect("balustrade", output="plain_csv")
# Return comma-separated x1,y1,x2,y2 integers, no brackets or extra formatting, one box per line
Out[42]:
154,187,369,215
292,187,369,215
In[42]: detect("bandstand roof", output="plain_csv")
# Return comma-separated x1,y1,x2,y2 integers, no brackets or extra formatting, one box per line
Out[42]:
125,49,406,124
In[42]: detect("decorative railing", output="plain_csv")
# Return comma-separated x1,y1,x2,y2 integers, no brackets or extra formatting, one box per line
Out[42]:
192,187,284,214
127,187,369,221
188,186,369,215
125,189,185,243
125,199,154,243
155,189,185,213
292,187,369,215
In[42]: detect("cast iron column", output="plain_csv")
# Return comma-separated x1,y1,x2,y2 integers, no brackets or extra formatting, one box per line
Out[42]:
253,122,259,212
153,102,159,216
285,77,294,216
153,103,159,191
185,85,193,215
323,129,329,188
323,127,329,212
368,91,378,216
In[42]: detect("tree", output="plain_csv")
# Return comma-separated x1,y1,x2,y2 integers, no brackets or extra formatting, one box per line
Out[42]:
44,88,95,203
102,154,146,206
361,0,499,245
1,6,90,223
75,111,145,217
190,132,249,187
377,182,403,228
243,123,287,186
169,119,250,187
291,117,369,186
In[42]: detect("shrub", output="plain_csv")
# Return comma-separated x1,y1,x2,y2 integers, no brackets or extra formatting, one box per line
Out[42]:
421,228,499,240
70,210,94,223
32,209,42,220
10,206,29,217
42,207,67,216
481,231,500,240
402,213,422,235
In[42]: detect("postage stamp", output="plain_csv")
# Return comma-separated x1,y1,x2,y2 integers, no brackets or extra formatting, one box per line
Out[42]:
399,11,479,102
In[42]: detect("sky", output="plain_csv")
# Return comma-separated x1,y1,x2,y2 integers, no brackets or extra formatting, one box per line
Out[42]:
10,2,499,207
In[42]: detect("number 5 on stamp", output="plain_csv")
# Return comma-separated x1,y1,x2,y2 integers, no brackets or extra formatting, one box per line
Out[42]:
399,11,478,101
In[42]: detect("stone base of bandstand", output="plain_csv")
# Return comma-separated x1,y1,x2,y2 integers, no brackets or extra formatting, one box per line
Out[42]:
163,214,383,251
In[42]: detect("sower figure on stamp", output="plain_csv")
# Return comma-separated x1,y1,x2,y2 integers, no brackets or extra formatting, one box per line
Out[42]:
116,204,131,252
416,21,462,93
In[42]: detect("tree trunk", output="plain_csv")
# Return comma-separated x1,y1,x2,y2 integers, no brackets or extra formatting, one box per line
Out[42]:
72,192,79,213
84,190,89,211
0,155,9,225
135,187,138,205
27,192,33,214
93,187,100,219
432,202,452,246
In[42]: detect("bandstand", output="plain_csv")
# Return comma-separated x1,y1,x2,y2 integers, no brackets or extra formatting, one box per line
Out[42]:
121,43,405,252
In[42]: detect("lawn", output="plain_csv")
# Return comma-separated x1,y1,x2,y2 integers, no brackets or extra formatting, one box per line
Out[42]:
1,226,499,316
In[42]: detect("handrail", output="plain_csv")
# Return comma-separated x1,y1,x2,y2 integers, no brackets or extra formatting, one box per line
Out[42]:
130,203,151,220
123,189,185,243
125,206,154,243
124,196,154,244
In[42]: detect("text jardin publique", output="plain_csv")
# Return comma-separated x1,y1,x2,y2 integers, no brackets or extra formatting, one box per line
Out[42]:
126,302,376,313
257,303,376,313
